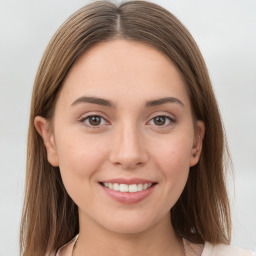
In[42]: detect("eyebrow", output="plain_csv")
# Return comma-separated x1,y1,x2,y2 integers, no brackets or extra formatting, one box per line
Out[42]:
145,97,184,107
71,96,113,107
71,96,184,108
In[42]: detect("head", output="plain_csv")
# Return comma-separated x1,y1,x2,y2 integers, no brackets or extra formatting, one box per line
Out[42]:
20,1,231,255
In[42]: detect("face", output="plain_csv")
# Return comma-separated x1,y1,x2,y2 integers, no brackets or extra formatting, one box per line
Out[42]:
35,39,204,235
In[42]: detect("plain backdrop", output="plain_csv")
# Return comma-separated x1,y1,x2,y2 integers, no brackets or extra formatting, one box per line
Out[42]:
0,0,255,255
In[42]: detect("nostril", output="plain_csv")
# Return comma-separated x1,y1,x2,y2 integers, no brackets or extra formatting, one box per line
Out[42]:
109,138,149,169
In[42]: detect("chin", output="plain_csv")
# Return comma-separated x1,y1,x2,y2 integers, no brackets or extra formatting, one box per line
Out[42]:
99,213,164,235
104,222,151,235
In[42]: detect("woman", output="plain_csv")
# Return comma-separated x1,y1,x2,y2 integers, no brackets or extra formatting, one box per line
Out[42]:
20,1,255,256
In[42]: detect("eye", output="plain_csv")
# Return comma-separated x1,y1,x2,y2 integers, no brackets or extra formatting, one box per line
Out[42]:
79,115,108,127
148,115,175,126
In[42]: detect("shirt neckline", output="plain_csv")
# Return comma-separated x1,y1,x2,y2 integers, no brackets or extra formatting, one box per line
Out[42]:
56,235,205,256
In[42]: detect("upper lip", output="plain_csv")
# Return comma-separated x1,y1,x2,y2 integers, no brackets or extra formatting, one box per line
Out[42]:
99,178,157,185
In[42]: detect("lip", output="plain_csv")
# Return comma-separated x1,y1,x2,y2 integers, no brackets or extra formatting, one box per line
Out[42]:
99,178,156,185
99,178,157,204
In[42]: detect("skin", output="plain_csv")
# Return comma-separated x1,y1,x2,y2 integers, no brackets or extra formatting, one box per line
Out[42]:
35,39,205,256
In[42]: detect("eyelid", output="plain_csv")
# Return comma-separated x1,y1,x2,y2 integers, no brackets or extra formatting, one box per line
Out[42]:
78,113,110,128
146,113,176,127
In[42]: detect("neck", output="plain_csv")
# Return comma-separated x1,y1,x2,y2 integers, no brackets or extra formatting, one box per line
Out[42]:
75,213,184,256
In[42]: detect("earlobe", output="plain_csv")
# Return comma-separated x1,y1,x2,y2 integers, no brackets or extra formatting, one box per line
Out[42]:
34,116,59,167
190,120,205,167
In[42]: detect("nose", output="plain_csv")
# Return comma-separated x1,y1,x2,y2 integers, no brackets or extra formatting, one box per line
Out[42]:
109,123,149,170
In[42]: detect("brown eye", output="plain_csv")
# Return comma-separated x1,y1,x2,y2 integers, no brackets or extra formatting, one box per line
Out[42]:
80,115,107,127
88,116,101,126
153,116,168,126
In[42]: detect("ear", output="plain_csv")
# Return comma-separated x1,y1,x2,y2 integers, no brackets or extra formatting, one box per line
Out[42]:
34,116,59,167
190,120,205,167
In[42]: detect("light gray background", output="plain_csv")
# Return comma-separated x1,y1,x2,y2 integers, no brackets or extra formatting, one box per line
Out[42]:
0,0,255,255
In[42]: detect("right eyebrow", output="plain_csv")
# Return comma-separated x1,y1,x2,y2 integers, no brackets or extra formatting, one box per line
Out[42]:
71,96,114,107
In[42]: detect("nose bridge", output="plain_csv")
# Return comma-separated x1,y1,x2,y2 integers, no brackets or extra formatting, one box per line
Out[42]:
110,119,148,169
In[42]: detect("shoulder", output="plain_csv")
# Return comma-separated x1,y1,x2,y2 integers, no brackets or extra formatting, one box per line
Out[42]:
203,242,256,256
55,235,78,256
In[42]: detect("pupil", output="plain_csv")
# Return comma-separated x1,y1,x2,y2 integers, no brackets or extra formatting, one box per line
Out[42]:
89,116,101,126
154,116,165,125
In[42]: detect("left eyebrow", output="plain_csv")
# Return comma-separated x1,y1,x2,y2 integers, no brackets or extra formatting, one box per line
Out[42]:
145,97,184,107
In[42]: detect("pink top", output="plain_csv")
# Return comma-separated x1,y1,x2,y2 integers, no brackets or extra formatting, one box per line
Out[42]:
55,235,255,256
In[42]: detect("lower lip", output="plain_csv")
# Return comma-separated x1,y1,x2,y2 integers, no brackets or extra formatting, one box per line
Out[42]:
100,184,156,204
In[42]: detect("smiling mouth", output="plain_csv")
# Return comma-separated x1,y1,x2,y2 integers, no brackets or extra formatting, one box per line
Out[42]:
99,182,157,193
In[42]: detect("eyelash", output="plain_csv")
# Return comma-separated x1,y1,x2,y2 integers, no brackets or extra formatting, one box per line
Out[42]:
79,115,109,129
148,115,175,127
79,114,176,129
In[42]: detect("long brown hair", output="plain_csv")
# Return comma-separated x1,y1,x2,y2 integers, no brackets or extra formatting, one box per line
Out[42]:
20,1,231,255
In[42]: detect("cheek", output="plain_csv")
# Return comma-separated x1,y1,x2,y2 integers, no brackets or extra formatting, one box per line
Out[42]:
151,134,193,203
55,133,111,208
157,144,191,188
55,131,108,188
153,133,193,171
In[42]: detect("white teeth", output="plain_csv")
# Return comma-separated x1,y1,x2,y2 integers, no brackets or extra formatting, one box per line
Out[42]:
102,182,153,192
113,183,119,191
119,184,129,192
128,184,137,193
137,184,143,191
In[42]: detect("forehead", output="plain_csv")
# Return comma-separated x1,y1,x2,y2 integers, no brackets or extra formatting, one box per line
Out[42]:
58,39,190,108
